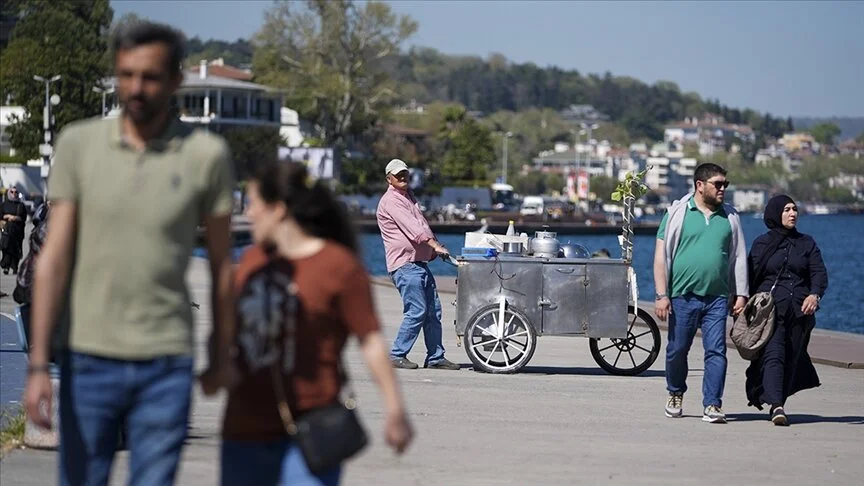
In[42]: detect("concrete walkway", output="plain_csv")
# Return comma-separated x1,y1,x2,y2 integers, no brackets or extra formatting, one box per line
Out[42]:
1,258,863,485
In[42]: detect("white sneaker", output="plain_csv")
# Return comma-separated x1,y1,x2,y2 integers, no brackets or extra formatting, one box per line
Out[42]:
665,393,683,418
702,405,726,423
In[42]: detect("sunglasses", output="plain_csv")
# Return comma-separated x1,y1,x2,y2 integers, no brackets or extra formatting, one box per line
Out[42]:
701,180,729,190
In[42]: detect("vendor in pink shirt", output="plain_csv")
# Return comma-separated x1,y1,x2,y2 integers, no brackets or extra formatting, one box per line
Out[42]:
376,159,460,370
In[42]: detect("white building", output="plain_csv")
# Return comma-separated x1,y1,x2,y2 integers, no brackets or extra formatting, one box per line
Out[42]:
645,155,699,199
729,185,769,212
0,105,25,157
280,107,304,147
102,61,283,134
829,173,864,200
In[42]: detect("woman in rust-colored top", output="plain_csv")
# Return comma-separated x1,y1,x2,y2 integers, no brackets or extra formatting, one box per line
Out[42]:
219,162,413,485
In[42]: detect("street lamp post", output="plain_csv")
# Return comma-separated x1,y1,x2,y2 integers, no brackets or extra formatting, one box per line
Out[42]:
33,75,61,182
92,84,115,117
580,122,599,173
502,131,512,184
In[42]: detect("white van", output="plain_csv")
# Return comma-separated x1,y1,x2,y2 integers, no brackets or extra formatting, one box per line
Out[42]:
520,196,545,216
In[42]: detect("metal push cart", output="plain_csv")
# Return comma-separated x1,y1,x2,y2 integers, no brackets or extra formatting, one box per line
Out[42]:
452,196,661,375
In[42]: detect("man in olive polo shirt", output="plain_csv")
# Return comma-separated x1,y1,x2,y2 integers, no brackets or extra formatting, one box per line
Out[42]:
653,163,748,424
24,22,238,485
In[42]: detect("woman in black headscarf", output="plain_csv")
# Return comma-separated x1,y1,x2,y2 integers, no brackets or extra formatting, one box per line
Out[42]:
744,195,828,425
1,186,28,274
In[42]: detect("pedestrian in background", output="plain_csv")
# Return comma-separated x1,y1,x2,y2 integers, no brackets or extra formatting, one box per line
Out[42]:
24,21,237,485
376,159,460,370
653,163,748,424
744,195,827,426
1,186,27,275
221,162,413,485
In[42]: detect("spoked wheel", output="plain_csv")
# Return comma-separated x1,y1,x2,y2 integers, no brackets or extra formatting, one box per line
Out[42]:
463,304,537,374
589,305,661,376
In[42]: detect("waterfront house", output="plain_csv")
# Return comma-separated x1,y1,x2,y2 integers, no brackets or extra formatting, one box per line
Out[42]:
728,184,770,212
102,60,283,134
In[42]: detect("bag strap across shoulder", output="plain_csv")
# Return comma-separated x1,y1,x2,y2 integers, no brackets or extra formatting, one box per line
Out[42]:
769,244,791,293
271,360,359,436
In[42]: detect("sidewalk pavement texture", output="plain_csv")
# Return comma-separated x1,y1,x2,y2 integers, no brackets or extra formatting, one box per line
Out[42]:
1,258,863,485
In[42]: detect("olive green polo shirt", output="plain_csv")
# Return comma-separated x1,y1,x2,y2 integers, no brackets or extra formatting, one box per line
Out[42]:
657,198,732,298
48,116,235,359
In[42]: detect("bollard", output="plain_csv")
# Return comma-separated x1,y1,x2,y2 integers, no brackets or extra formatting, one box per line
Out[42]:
23,369,60,450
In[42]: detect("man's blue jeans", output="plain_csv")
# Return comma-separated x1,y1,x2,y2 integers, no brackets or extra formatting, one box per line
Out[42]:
389,262,446,365
221,439,342,485
59,351,194,486
665,294,728,408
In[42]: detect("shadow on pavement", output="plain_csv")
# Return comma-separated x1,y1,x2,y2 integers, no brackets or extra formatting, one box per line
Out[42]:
514,366,665,377
729,413,864,425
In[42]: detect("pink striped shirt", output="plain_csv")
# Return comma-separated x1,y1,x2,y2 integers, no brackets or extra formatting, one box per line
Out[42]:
376,185,435,273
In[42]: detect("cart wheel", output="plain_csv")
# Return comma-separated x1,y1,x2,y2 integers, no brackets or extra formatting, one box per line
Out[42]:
589,306,660,376
463,304,537,374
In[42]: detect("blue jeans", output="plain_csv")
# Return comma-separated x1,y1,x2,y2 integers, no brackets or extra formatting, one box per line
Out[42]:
59,352,194,486
389,262,446,365
665,294,728,408
221,439,342,486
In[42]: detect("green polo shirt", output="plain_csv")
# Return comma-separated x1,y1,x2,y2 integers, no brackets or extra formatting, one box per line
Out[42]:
657,198,732,298
48,116,235,359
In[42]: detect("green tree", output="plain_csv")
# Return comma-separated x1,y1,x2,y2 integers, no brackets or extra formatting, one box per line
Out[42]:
808,122,842,146
339,157,387,195
222,126,284,180
251,0,416,149
512,172,545,195
0,0,113,160
856,131,864,144
438,106,495,183
822,187,858,204
589,175,618,202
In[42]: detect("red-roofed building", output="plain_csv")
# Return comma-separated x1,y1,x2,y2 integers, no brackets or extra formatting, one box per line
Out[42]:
188,58,253,81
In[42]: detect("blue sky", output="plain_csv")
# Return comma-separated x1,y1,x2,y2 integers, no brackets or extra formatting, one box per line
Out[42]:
110,0,864,117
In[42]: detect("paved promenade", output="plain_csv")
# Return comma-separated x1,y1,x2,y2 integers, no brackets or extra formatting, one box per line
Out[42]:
1,258,863,485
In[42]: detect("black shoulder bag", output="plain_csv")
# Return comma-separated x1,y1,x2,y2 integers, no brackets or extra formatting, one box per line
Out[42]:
731,244,790,360
271,363,368,474
262,260,368,474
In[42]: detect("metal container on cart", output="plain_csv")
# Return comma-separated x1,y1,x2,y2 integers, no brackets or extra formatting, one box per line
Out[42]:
453,254,660,375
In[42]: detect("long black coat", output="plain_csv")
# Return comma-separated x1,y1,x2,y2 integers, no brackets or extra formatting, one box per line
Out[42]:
1,199,27,262
745,232,828,409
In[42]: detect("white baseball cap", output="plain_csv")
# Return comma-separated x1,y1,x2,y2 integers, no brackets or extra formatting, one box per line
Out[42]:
385,159,410,175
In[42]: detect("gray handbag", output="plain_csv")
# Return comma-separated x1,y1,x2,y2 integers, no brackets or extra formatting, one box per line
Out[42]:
730,246,789,360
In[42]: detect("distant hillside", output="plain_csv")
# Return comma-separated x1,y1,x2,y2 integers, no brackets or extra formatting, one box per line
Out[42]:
185,38,795,140
792,117,864,141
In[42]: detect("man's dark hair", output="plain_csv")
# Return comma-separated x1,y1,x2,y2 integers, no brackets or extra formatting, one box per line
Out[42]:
112,21,185,75
693,163,727,188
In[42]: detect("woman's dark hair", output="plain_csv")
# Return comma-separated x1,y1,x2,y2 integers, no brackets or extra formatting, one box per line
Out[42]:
112,21,185,76
252,162,358,254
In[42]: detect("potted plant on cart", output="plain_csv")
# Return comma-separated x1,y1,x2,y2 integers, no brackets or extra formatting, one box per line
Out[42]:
585,166,661,376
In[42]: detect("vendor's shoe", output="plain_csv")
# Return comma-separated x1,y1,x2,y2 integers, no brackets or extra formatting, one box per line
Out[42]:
424,358,460,370
664,393,683,418
391,357,419,369
770,406,788,426
702,405,727,424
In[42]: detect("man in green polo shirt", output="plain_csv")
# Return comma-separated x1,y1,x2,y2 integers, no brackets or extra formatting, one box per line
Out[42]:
24,22,238,485
653,163,748,424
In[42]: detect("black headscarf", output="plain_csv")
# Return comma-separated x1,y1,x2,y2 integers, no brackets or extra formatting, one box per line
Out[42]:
752,194,800,288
